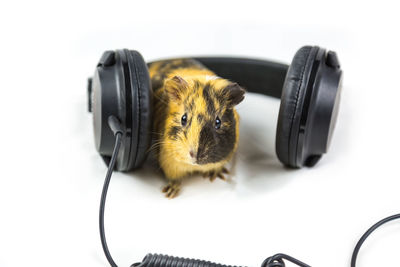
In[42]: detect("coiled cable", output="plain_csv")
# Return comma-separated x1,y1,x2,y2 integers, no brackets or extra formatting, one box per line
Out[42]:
132,253,239,267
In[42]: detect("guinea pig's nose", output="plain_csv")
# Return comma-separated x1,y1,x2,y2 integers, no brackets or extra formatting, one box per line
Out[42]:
189,150,196,159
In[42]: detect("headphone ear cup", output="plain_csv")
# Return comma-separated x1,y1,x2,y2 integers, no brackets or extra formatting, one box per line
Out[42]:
275,46,316,167
91,49,152,172
123,49,153,171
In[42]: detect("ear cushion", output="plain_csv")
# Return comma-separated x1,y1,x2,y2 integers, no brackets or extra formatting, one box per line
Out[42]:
124,50,152,171
276,46,317,167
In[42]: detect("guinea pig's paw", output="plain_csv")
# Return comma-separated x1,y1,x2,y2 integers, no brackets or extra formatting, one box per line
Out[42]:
203,167,229,182
162,181,181,199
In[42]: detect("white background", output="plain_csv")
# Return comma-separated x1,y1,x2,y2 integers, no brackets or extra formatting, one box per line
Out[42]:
0,1,399,266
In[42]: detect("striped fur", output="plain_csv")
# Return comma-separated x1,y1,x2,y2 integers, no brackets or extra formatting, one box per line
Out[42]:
149,59,245,182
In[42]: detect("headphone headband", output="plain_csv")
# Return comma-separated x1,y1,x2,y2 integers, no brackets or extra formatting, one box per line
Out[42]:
147,57,289,99
194,57,289,98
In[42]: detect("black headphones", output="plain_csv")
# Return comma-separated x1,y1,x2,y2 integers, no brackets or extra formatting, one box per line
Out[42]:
88,46,342,171
88,46,399,267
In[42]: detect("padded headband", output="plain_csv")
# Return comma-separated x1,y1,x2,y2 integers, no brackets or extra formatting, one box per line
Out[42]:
194,57,289,98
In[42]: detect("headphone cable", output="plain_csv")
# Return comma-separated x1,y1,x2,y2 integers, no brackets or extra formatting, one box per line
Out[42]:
98,119,400,267
350,213,400,267
99,116,123,267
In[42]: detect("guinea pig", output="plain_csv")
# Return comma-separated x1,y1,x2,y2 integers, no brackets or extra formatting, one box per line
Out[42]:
148,59,245,198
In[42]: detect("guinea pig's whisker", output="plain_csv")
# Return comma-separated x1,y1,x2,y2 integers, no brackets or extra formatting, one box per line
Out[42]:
147,140,169,153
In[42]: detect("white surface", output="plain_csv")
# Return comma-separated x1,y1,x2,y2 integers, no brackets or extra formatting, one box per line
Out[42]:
1,1,400,266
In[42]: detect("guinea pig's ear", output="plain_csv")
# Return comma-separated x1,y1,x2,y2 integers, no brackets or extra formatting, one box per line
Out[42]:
164,76,188,102
224,83,245,106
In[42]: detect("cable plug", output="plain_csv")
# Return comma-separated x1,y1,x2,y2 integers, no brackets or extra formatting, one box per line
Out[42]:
108,116,123,136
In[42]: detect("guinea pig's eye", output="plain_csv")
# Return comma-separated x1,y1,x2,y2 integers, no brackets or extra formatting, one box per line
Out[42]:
215,116,221,129
181,113,188,126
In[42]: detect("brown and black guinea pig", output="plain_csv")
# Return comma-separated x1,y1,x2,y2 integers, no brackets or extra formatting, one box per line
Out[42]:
148,59,245,198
